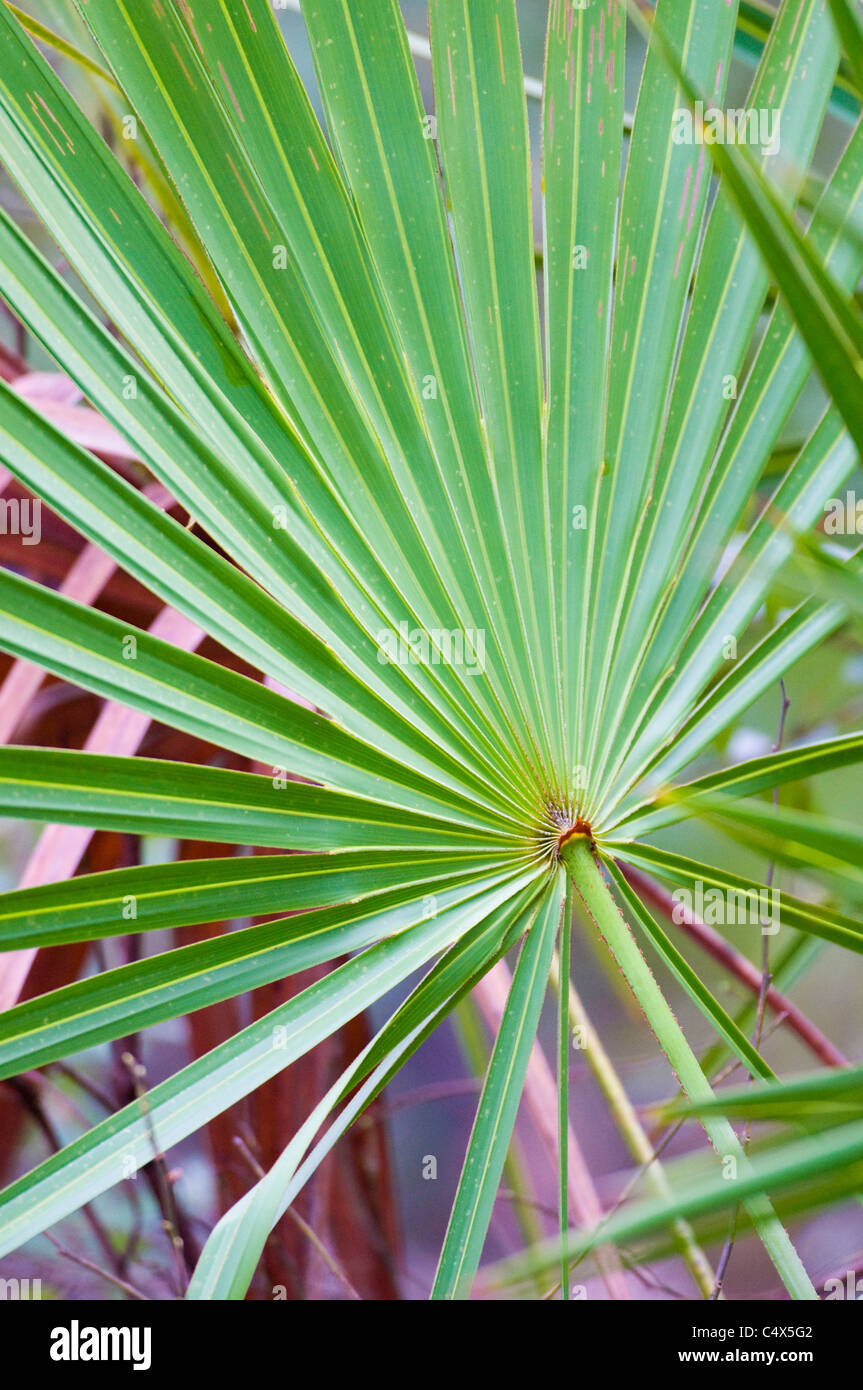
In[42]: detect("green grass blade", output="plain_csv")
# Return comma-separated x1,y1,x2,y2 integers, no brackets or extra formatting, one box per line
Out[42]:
541,0,625,801
580,0,738,803
431,875,564,1299
0,870,529,1078
0,748,513,852
606,841,863,957
429,0,556,786
666,790,863,897
187,885,544,1299
486,1118,863,1289
300,0,544,764
0,569,515,826
826,0,863,98
633,2,863,457
676,1063,863,1125
613,729,863,840
590,0,844,802
0,875,530,1259
0,849,513,950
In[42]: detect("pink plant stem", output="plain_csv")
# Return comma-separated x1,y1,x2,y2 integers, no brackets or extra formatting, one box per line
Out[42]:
620,864,848,1069
473,960,631,1299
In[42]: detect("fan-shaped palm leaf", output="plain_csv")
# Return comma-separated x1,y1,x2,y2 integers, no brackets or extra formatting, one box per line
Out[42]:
0,0,861,1299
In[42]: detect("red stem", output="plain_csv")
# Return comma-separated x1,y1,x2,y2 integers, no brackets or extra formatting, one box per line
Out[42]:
620,864,848,1069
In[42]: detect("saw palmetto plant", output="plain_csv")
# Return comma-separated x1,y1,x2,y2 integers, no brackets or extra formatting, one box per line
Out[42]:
0,0,863,1301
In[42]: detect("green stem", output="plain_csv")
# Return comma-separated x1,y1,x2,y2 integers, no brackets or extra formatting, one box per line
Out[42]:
550,949,715,1299
560,834,817,1301
556,889,572,1300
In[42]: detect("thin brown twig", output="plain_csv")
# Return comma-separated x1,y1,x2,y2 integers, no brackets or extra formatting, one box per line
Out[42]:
549,1015,791,1299
50,1058,118,1113
10,1065,148,1280
620,1250,689,1300
121,1051,187,1297
3,1074,124,1277
45,1232,151,1302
